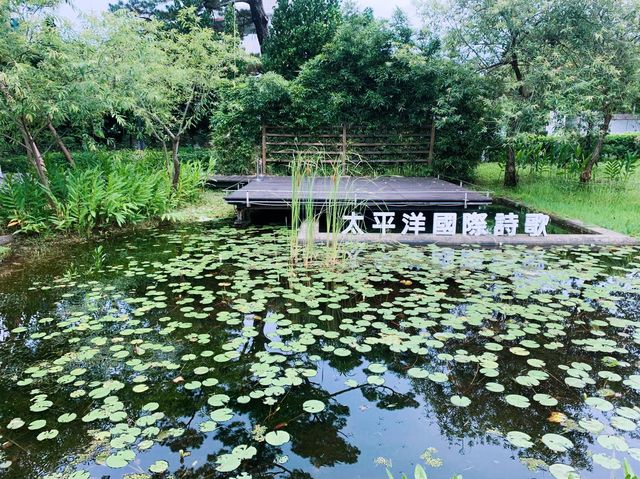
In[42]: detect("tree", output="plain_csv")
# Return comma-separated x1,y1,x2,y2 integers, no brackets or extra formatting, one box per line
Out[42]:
97,9,253,188
422,0,560,186
109,0,269,49
262,0,341,79
211,10,494,179
0,0,102,188
545,0,640,182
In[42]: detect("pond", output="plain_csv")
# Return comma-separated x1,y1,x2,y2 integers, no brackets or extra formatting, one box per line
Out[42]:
0,221,639,479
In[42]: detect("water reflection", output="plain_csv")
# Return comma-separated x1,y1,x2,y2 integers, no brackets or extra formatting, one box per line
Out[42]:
0,224,639,479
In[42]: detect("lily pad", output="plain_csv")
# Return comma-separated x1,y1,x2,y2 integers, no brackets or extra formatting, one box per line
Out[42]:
265,430,290,446
302,400,326,413
541,433,573,452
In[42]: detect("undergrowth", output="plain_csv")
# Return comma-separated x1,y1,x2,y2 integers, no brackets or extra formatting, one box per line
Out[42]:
0,150,207,235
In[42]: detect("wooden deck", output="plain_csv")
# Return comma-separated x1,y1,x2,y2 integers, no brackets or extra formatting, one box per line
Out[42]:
224,176,491,209
206,175,256,189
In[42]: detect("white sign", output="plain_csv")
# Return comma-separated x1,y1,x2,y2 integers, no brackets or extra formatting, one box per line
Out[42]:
341,212,549,237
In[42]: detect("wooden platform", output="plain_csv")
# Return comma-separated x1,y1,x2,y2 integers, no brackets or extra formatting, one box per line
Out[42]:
207,175,256,189
224,176,491,209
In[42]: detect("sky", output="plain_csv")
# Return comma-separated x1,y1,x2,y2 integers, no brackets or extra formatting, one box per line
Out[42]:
56,0,422,53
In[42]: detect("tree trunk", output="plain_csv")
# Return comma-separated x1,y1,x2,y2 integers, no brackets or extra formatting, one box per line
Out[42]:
510,54,526,98
246,0,269,48
505,54,527,187
580,111,613,183
504,145,518,187
171,136,181,190
428,117,436,168
47,122,75,167
19,121,50,190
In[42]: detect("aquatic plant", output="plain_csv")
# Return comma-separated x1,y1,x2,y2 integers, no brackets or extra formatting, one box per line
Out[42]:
384,464,461,479
0,151,206,235
0,224,639,478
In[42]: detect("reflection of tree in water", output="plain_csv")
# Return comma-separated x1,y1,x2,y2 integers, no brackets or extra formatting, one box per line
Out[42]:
1,228,639,479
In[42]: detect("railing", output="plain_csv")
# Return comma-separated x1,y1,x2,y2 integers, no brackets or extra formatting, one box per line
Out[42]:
260,124,435,174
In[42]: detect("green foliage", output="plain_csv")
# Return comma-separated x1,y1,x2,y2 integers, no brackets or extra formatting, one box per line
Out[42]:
262,0,342,79
0,151,205,235
213,12,495,179
0,174,50,234
503,133,640,180
210,72,293,174
624,459,639,479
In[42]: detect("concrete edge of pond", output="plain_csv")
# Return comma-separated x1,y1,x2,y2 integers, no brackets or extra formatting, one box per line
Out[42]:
493,196,638,239
297,207,639,246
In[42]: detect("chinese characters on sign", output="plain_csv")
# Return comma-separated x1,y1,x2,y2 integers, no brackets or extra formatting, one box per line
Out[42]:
341,211,549,237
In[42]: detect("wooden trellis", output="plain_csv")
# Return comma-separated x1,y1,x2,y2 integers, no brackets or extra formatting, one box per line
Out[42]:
260,124,435,174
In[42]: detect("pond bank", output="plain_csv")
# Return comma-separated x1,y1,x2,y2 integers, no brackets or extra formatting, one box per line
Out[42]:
0,190,234,269
474,163,640,237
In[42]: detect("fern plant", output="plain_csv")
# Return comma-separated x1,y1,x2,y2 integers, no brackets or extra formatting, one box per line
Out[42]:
0,150,205,235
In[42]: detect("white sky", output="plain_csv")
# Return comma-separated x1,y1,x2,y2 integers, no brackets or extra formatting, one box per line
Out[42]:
57,0,422,53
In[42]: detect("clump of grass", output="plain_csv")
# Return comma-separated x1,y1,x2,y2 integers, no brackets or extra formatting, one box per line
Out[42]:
474,163,640,236
162,190,234,223
0,246,10,262
288,154,366,269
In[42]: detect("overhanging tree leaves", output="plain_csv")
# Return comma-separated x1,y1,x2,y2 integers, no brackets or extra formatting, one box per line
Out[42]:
101,9,254,188
544,0,640,182
262,0,342,79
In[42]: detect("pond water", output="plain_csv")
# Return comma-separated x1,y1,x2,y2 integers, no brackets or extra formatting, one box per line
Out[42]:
0,221,639,479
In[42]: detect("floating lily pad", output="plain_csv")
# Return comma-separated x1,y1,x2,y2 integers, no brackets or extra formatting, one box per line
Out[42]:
549,464,579,479
149,460,169,473
450,395,471,407
506,431,533,448
303,400,326,413
541,433,573,452
505,394,530,409
265,430,290,446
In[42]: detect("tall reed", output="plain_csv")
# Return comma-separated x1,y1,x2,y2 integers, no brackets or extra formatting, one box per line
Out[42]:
288,154,365,269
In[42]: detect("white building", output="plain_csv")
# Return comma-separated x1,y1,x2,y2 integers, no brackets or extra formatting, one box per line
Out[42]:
547,112,640,135
609,114,640,134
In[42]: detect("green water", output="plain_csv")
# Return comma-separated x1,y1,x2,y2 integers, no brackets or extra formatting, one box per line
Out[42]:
0,222,639,479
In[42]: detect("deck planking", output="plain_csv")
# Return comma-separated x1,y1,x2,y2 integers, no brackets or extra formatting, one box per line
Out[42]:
224,176,491,209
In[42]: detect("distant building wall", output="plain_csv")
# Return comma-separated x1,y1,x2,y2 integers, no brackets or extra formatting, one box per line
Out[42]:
609,115,640,134
547,113,640,135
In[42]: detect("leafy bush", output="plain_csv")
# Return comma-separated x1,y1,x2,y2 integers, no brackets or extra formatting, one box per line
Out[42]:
210,72,293,174
494,133,640,180
0,174,51,234
210,13,497,180
0,150,205,235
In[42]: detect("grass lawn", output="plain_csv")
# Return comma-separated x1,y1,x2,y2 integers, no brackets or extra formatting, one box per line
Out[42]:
474,163,640,237
167,190,235,223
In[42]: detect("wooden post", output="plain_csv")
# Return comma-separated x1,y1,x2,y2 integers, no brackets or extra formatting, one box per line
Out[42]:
428,117,436,168
341,124,347,168
261,124,267,175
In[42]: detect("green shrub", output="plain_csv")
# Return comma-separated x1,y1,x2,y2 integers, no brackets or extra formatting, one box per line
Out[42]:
0,150,205,235
0,174,51,234
210,72,293,174
502,133,640,179
210,13,497,180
